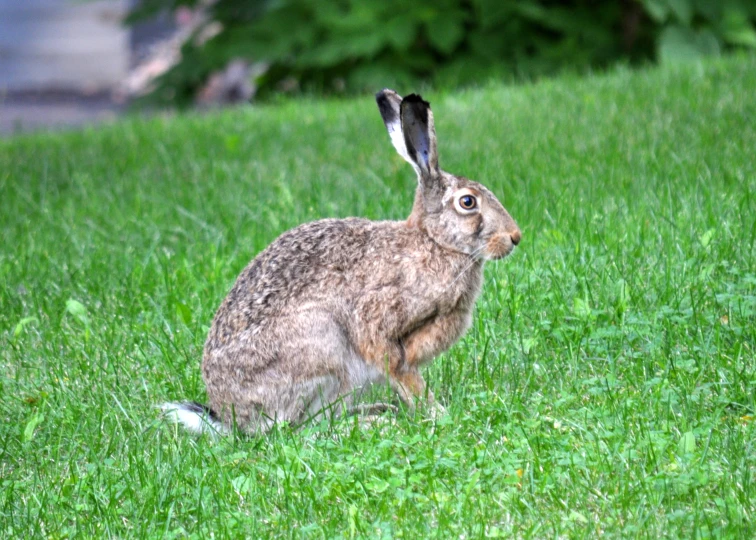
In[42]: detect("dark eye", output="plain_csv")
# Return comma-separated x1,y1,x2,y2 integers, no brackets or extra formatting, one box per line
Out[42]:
459,195,477,210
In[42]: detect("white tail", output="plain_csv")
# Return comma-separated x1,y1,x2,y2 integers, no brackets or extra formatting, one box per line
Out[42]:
159,402,226,437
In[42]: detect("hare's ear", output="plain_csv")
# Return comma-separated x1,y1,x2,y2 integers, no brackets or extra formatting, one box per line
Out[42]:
376,89,421,176
399,94,439,180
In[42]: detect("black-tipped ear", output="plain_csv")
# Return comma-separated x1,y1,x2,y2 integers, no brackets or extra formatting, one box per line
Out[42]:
400,94,439,179
376,89,419,173
376,89,401,126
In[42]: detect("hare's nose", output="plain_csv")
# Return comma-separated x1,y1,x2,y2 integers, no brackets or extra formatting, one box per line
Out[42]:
510,229,521,246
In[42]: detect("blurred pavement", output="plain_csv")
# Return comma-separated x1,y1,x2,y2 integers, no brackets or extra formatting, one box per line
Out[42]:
0,90,123,136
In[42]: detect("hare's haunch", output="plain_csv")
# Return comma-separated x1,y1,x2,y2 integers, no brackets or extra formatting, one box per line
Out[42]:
162,90,521,435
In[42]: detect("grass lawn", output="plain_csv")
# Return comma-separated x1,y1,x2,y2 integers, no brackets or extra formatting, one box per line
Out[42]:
2,55,756,538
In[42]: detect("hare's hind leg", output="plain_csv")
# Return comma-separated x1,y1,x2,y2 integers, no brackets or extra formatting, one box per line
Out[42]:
345,402,398,416
347,402,399,427
266,310,387,425
205,310,389,432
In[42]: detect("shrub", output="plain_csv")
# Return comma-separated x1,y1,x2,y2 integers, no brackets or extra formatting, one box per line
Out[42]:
127,0,756,106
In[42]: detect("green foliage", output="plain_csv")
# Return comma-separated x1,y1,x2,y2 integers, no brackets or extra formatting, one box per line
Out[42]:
1,56,756,536
129,0,756,106
642,0,756,61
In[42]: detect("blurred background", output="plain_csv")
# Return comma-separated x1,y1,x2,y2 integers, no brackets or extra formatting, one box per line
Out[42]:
2,0,755,135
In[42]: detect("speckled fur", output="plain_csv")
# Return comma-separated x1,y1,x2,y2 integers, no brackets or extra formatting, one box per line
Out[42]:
194,90,521,434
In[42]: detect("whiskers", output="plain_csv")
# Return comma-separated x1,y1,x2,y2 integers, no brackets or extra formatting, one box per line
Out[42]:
432,244,487,303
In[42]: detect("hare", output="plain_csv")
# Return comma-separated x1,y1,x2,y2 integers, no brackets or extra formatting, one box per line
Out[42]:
162,90,521,435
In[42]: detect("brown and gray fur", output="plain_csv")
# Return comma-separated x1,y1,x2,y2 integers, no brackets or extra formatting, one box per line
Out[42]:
162,90,521,435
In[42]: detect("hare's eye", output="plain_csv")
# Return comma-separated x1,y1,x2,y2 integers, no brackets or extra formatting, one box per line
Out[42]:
459,195,477,210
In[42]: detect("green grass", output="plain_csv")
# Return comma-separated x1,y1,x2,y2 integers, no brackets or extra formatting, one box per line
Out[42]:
2,55,756,538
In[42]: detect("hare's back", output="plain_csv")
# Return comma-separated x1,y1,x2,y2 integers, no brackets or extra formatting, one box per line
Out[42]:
210,217,392,330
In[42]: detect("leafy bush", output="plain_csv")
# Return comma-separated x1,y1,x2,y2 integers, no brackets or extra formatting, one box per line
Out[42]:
128,0,756,106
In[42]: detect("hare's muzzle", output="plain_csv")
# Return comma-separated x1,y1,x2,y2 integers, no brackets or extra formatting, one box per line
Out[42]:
486,229,521,260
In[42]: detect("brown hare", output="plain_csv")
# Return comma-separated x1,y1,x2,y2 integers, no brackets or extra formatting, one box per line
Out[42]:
162,90,521,435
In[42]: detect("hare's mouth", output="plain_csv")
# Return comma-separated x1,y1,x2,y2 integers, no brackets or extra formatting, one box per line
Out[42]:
487,246,515,260
484,234,517,260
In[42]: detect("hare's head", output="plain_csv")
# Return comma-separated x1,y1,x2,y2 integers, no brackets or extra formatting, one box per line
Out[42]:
376,90,520,261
